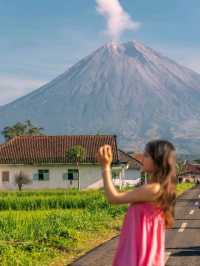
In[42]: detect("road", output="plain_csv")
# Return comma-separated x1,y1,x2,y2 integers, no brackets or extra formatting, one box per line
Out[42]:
166,185,200,266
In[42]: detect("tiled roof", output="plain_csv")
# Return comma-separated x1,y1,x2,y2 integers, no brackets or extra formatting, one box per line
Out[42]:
132,153,144,165
184,163,200,175
118,149,142,169
0,135,119,165
128,152,144,163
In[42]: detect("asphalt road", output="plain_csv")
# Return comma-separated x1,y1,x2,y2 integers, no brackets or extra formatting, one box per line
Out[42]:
166,185,200,266
70,185,200,266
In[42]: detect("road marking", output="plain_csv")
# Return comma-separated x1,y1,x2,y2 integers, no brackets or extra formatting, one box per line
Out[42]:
178,222,187,232
195,201,199,206
189,209,195,215
165,252,171,263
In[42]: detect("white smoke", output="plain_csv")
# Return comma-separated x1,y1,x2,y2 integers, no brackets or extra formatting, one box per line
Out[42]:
96,0,141,41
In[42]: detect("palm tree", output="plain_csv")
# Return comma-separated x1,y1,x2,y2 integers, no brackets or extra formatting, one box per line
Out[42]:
65,145,86,190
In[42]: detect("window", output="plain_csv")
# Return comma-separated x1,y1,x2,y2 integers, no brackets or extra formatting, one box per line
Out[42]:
38,170,49,181
67,169,79,180
2,171,10,182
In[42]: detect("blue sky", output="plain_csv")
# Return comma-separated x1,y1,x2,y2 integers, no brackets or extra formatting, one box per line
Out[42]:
0,0,200,105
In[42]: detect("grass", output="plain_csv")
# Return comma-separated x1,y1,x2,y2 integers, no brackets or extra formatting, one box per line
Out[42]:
0,188,127,266
0,183,195,265
0,210,124,265
176,182,196,196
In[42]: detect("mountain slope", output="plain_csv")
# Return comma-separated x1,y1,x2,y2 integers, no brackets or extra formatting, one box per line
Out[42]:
1,41,200,154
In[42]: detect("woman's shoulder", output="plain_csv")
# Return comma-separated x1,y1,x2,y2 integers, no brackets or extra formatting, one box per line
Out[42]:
145,182,161,192
135,182,161,201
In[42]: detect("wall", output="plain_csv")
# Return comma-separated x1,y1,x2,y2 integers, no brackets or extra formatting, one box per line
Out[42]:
0,164,102,190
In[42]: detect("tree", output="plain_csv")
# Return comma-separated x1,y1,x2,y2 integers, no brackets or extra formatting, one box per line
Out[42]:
65,145,86,190
14,171,32,191
1,120,44,142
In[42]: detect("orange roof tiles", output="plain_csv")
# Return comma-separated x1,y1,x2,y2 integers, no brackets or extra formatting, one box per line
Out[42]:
0,135,119,165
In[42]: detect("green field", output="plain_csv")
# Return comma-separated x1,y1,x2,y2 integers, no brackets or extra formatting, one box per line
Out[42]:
0,188,127,266
176,182,195,196
0,183,195,265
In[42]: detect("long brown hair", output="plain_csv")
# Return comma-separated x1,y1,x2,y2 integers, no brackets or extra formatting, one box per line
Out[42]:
144,139,177,228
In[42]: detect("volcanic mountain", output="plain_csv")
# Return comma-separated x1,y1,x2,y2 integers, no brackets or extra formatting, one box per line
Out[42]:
1,41,200,154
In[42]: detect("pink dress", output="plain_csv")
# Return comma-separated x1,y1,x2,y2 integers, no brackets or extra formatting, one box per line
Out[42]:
112,202,165,266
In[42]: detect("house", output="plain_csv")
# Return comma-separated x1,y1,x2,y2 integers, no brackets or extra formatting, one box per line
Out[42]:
182,162,200,183
115,149,142,186
87,149,143,189
0,135,121,190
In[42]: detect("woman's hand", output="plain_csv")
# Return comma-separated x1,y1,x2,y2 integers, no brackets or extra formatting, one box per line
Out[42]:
96,145,117,204
96,145,113,168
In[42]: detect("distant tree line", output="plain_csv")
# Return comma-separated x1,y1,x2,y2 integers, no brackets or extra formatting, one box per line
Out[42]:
1,120,44,142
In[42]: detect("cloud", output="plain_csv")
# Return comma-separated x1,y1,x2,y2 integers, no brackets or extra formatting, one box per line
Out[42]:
96,0,141,41
0,75,47,105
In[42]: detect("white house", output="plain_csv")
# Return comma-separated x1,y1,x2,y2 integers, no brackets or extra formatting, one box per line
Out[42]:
0,134,131,190
116,149,142,187
181,162,200,183
87,150,142,189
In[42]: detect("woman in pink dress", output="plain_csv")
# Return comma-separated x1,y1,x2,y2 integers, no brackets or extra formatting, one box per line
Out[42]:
96,139,177,266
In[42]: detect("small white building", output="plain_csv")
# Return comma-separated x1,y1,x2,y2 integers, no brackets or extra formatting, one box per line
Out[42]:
84,150,142,189
182,162,200,183
116,149,142,187
0,135,123,190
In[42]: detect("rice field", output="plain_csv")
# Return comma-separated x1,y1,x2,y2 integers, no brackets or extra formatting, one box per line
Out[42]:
0,183,195,265
0,188,127,266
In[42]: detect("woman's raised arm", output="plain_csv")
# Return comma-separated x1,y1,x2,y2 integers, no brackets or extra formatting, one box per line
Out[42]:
96,145,161,205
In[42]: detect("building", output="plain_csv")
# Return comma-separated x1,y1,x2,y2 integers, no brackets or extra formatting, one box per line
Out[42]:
116,149,142,187
0,135,121,190
182,162,200,183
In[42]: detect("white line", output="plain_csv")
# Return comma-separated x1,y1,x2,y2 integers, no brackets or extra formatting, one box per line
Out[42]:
195,201,199,206
178,222,188,233
165,251,171,264
189,209,195,215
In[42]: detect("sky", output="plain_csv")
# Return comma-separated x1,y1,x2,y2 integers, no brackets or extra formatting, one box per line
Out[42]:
0,0,200,105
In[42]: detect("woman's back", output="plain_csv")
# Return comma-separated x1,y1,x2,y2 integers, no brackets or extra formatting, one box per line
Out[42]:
112,202,165,266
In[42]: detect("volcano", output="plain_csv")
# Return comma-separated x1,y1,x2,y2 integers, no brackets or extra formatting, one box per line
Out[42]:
1,41,200,154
